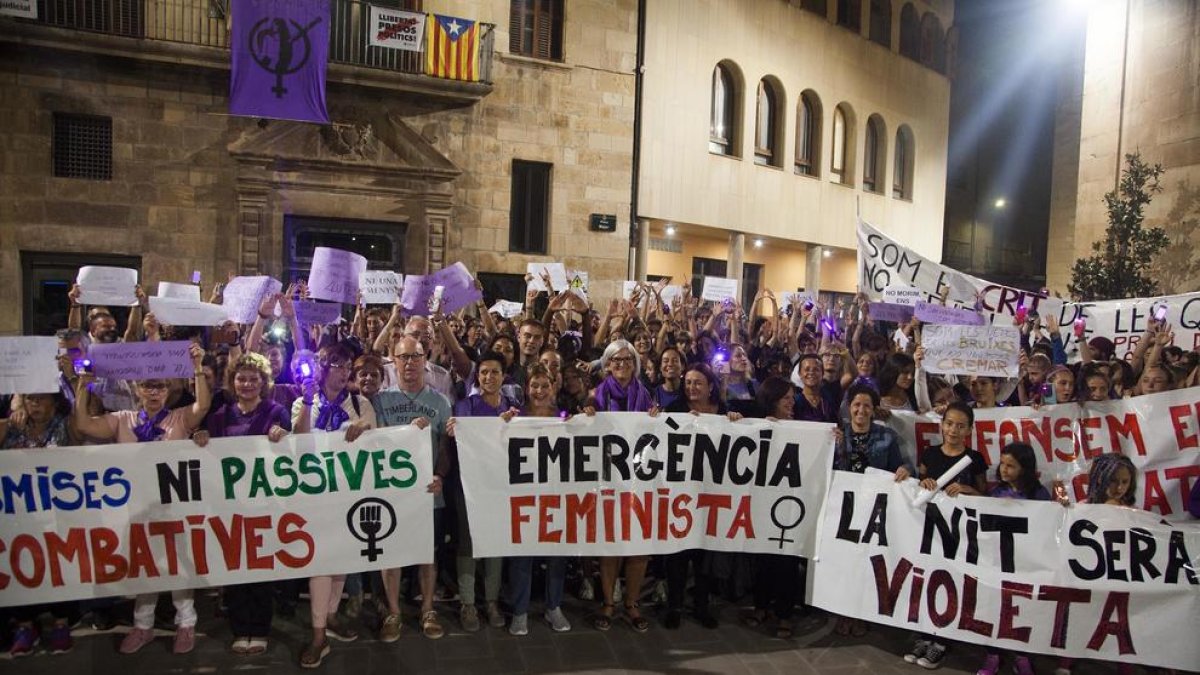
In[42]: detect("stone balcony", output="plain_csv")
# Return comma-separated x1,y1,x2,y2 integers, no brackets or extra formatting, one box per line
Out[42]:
1,0,495,108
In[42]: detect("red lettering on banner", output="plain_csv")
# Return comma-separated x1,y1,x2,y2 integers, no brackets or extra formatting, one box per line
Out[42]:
1086,592,1134,654
149,520,184,575
870,554,912,616
1053,418,1077,462
243,515,273,570
538,495,562,543
187,515,209,574
11,534,45,587
915,422,939,453
727,496,755,539
46,529,91,586
126,524,159,578
1169,403,1199,450
1078,417,1103,459
974,421,997,465
208,515,244,571
510,496,535,544
620,491,652,541
1021,418,1051,459
926,570,959,628
276,513,314,568
1106,413,1146,456
1164,465,1200,511
957,574,994,636
90,527,127,583
997,581,1033,642
1070,474,1089,503
0,539,7,590
695,494,732,536
565,493,596,543
1037,585,1091,648
670,494,693,537
1141,470,1172,515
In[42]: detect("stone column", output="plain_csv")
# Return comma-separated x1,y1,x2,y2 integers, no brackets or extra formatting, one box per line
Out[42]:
728,232,745,284
634,218,650,282
806,244,823,295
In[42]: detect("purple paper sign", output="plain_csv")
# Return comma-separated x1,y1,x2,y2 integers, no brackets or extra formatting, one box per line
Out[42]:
914,301,987,326
867,302,915,323
295,299,343,326
401,263,482,315
229,0,331,124
307,247,368,305
88,341,194,380
223,276,283,324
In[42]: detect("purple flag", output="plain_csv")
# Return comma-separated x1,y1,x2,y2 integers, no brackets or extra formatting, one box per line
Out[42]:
230,0,331,124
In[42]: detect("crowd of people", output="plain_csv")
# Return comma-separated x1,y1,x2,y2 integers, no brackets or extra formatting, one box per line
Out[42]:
2,276,1198,674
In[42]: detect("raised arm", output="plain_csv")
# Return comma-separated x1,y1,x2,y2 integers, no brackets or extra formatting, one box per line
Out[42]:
72,376,117,441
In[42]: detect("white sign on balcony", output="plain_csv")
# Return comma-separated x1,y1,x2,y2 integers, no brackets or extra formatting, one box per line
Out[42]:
0,0,37,19
368,6,425,51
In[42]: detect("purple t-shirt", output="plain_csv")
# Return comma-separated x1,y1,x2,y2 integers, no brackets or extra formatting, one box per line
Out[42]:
208,400,292,438
455,393,519,418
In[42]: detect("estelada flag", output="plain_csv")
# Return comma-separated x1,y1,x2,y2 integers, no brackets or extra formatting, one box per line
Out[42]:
425,14,479,82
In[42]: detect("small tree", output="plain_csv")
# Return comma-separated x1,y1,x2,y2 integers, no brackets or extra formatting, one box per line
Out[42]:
1069,152,1169,301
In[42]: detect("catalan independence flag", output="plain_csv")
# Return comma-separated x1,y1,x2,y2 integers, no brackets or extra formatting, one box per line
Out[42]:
425,14,479,81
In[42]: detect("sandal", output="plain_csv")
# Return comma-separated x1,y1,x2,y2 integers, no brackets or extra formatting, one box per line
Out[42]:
743,609,767,628
834,616,853,636
591,603,615,632
850,620,868,637
246,637,268,654
776,619,793,639
420,610,445,640
624,602,650,633
299,640,330,669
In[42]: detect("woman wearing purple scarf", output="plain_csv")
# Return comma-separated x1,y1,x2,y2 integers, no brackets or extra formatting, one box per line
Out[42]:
585,340,653,633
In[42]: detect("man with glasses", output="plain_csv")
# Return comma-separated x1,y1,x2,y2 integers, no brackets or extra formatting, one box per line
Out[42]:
368,337,452,642
385,316,456,399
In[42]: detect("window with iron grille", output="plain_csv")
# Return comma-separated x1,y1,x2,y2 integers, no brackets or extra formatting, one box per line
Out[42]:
509,160,552,254
509,0,563,61
52,113,112,181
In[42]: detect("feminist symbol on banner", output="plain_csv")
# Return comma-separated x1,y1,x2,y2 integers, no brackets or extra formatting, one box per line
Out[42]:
249,16,323,98
769,496,806,549
346,497,398,562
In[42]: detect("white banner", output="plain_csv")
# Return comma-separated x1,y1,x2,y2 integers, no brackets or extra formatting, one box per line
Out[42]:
701,277,739,303
358,270,403,305
367,6,425,50
811,470,1200,670
455,413,834,557
148,296,229,326
0,427,433,606
0,336,59,395
1059,292,1200,361
921,325,1020,378
884,388,1200,517
0,0,37,19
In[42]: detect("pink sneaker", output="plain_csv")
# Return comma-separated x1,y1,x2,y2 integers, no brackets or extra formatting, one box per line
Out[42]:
119,628,156,654
976,653,1001,675
173,626,195,654
1013,655,1035,675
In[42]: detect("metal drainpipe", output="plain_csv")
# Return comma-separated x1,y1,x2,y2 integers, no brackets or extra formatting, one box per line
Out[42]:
629,0,647,279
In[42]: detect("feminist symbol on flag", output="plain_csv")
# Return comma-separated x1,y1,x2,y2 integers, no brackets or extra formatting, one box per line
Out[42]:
248,16,323,98
347,497,398,562
769,496,806,549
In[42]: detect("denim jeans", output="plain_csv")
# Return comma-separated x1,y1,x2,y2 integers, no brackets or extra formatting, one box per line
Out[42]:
508,556,566,615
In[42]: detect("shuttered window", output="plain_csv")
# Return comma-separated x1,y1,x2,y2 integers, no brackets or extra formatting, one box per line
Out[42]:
509,160,552,254
509,0,563,61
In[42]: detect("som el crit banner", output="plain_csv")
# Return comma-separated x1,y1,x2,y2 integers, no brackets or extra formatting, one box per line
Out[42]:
455,413,834,557
811,470,1200,670
0,427,432,607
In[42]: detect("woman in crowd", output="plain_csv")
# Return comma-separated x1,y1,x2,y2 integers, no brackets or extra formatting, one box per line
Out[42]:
654,346,685,409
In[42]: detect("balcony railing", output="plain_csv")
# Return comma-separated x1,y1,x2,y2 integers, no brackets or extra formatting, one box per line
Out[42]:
20,0,495,84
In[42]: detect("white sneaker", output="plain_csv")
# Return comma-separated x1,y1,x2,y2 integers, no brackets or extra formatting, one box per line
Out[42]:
509,613,529,636
579,578,594,601
613,578,624,604
545,607,571,633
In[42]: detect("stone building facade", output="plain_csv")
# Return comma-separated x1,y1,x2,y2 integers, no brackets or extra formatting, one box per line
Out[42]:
0,0,636,335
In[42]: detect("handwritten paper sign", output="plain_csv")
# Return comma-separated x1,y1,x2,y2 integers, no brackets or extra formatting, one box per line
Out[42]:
308,247,367,305
295,300,342,326
88,340,194,380
489,300,524,319
359,271,403,305
700,277,739,303
526,263,569,293
156,282,200,302
402,264,482,315
779,291,816,315
0,337,60,395
921,325,1020,378
868,302,915,323
883,284,923,306
914,301,987,326
148,297,228,327
76,266,138,306
222,276,282,324
660,285,683,309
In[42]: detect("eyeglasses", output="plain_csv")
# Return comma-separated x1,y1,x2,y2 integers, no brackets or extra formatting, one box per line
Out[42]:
395,353,425,362
321,361,349,370
609,356,635,365
139,382,169,390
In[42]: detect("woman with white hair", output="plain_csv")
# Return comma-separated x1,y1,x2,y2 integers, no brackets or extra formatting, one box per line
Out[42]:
585,339,654,632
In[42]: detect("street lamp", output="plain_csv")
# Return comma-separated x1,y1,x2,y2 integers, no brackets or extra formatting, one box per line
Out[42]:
994,198,1006,209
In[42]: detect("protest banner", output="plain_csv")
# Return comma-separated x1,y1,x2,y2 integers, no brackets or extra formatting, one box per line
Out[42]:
0,0,37,18
401,264,481,314
811,470,1199,670
222,276,282,324
0,337,59,395
1053,291,1200,362
0,427,433,606
87,340,194,380
308,247,367,305
884,284,924,306
367,5,424,50
779,291,816,316
455,413,834,557
295,299,342,326
883,389,1200,517
359,271,403,305
156,282,201,302
701,277,739,303
148,296,228,327
489,300,524,319
921,325,1020,378
76,266,138,307
868,302,915,323
915,301,986,326
527,263,568,293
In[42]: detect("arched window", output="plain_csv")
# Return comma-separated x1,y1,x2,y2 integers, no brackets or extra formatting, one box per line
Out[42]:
836,0,861,32
920,12,945,73
710,62,740,155
899,3,919,60
869,0,891,48
893,125,914,199
831,102,855,185
795,90,822,177
754,78,782,167
863,115,886,193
